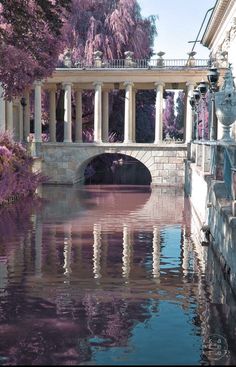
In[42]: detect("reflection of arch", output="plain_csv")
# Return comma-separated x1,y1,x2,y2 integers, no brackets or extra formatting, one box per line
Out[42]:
75,153,152,185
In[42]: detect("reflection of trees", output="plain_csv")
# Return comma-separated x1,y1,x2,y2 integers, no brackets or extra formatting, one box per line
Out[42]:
0,197,42,240
0,286,152,365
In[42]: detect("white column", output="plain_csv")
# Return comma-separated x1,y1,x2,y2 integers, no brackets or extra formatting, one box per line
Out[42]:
132,89,136,142
154,81,165,143
0,85,6,132
18,100,23,141
102,90,109,142
124,81,133,143
49,87,56,142
152,226,161,281
185,82,195,143
93,81,103,143
93,223,102,279
23,90,30,142
122,224,131,279
63,82,73,143
6,101,13,133
34,81,42,142
75,89,83,143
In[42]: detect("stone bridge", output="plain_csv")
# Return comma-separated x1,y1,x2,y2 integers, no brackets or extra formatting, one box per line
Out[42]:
36,142,187,186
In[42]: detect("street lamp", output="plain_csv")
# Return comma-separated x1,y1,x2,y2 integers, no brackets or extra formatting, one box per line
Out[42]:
189,89,201,140
189,96,197,140
20,96,27,142
197,81,208,140
207,66,219,140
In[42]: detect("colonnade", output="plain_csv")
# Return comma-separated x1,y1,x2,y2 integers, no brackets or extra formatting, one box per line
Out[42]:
0,80,195,143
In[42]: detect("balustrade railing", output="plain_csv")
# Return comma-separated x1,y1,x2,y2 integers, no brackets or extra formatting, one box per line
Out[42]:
223,148,236,202
59,58,212,70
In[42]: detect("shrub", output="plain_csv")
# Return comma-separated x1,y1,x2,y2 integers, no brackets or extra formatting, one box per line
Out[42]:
0,131,45,205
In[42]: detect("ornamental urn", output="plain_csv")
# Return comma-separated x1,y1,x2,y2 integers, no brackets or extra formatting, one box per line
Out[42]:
215,64,236,141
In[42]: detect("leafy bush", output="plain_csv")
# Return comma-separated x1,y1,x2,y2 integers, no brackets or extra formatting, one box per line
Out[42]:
0,131,45,205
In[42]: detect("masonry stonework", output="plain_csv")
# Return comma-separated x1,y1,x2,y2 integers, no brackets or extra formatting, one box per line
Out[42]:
36,143,187,186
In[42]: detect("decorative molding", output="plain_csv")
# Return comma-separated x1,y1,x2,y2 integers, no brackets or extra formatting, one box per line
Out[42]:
202,0,234,48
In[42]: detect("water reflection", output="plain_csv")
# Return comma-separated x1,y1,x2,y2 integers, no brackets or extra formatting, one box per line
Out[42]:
0,185,235,365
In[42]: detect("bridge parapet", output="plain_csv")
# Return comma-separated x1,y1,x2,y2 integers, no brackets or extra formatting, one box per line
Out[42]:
38,143,187,187
59,58,222,70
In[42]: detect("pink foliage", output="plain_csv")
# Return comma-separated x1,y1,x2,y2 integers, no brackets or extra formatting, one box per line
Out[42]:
62,0,156,64
0,131,46,205
0,0,68,99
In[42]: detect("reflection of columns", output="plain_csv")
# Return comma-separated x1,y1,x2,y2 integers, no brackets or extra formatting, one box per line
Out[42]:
154,82,165,143
132,89,136,142
93,81,103,143
122,224,131,279
6,101,13,132
63,224,72,276
34,81,42,142
185,82,195,143
24,90,30,141
35,214,43,277
49,87,57,142
63,82,73,143
102,90,109,142
152,226,161,280
124,81,133,143
75,89,83,143
0,85,5,132
93,224,102,279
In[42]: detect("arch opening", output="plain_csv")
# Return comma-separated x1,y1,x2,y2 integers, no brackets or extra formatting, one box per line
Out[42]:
83,153,152,185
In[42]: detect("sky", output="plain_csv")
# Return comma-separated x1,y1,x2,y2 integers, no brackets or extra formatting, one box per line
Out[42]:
138,0,217,59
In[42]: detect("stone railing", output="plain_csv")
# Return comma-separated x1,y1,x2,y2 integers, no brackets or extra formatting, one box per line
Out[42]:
191,140,236,215
60,58,211,70
60,50,219,70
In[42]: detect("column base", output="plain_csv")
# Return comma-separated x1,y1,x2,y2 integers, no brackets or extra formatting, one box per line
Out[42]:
64,139,72,143
123,140,134,144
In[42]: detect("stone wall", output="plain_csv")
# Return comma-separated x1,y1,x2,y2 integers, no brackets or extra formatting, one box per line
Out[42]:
185,157,236,295
34,143,187,186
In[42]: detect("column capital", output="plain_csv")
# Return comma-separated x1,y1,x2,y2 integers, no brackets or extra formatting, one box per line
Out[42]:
62,82,73,89
47,84,57,92
186,81,195,88
34,80,43,87
93,81,103,87
154,81,165,88
74,85,83,92
124,81,134,87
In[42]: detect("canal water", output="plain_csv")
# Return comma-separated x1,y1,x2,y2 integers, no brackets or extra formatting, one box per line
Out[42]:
0,185,236,365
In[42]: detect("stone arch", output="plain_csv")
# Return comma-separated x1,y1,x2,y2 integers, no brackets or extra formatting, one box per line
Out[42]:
74,151,153,185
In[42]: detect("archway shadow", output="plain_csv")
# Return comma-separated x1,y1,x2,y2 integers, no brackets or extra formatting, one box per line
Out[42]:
84,153,152,185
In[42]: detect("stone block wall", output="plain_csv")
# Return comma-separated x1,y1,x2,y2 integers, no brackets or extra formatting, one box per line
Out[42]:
35,143,187,187
185,158,236,295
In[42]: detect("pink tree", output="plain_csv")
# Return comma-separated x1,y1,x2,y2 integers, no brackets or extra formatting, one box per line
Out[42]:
0,0,70,99
163,91,175,139
61,0,156,63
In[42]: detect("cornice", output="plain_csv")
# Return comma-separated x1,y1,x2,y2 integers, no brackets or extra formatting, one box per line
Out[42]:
202,0,234,47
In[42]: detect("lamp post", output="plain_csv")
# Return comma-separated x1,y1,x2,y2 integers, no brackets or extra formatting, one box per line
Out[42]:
197,81,208,140
20,96,27,142
207,66,219,140
190,89,201,140
189,96,197,140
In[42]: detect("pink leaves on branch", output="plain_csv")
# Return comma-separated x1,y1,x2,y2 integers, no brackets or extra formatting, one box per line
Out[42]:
0,131,46,205
0,0,70,99
62,0,157,64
